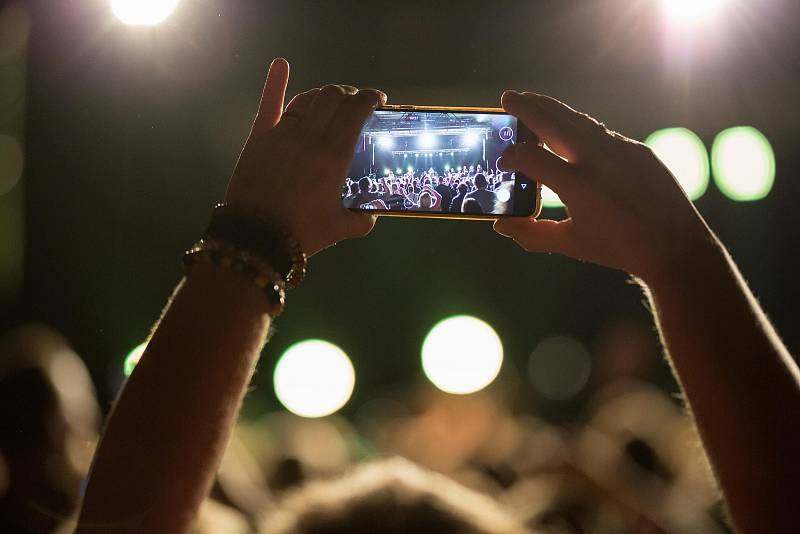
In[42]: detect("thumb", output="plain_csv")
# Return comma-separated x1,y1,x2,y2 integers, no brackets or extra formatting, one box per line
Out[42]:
493,217,575,255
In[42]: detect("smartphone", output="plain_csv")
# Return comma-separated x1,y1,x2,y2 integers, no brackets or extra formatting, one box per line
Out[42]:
342,105,541,219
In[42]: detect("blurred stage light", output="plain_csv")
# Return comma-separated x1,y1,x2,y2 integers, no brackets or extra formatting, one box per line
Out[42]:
407,166,414,173
0,134,23,195
496,188,511,203
660,0,725,25
396,167,403,174
273,339,355,418
462,132,479,147
712,126,775,201
444,164,450,171
111,0,181,26
645,128,709,200
540,185,565,209
528,336,591,401
419,132,436,149
422,315,503,395
383,168,390,175
376,135,394,150
123,342,147,377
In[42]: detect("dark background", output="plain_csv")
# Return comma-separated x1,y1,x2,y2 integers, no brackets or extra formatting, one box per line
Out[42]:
6,0,800,412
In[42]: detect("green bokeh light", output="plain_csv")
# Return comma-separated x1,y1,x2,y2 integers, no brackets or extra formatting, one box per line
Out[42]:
123,342,147,377
540,185,565,209
273,339,355,418
421,315,503,395
711,126,775,202
645,128,709,200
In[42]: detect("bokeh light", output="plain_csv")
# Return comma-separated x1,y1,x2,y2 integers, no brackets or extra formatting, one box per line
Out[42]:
711,126,775,201
422,315,503,395
123,342,147,377
0,134,23,196
645,128,709,200
540,185,565,209
528,336,592,401
111,0,181,26
273,340,356,418
659,0,725,25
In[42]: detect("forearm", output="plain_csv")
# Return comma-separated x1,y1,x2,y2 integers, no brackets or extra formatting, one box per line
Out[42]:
645,240,800,533
77,264,271,533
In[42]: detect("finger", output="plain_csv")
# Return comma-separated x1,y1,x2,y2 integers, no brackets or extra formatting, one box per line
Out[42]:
251,58,290,135
303,84,349,140
493,217,576,256
344,210,377,238
326,89,384,153
501,90,602,164
499,142,577,197
285,88,320,114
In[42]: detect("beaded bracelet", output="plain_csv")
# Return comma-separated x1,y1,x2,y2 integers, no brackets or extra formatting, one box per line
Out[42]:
183,238,286,316
205,204,307,289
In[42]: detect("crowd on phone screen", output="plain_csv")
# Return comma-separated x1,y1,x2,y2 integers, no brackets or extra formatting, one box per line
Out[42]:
341,165,514,215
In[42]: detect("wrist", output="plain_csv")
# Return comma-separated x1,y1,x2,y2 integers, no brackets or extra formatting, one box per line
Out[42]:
640,231,728,292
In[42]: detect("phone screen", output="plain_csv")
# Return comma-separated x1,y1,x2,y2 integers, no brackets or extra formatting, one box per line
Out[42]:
342,108,536,217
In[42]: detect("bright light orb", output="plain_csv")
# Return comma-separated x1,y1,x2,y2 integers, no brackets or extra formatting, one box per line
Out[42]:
422,315,503,395
645,128,709,200
407,166,414,173
660,0,725,25
273,340,355,418
711,126,775,202
396,167,403,174
123,342,147,377
111,0,181,26
496,188,511,203
376,135,394,150
419,132,437,149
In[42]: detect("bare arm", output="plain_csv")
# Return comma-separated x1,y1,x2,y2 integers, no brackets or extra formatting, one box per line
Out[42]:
77,60,383,533
495,90,800,534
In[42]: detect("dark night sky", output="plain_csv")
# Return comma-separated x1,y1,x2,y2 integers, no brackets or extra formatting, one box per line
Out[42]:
14,0,800,409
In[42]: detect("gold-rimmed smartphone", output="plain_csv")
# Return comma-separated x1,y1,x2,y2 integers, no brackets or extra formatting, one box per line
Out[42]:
342,104,541,219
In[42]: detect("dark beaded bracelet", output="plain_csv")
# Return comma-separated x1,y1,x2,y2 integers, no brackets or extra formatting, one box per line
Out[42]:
204,204,307,289
183,238,286,316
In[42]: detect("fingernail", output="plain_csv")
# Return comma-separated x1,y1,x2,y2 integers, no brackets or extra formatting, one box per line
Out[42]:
502,90,523,105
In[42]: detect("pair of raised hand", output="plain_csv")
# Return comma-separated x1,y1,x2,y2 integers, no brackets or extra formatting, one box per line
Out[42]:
226,58,716,285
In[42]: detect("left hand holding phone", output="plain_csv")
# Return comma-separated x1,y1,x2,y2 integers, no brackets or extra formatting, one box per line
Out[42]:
224,58,387,256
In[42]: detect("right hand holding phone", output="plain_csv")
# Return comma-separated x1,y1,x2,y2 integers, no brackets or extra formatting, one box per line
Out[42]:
494,91,719,286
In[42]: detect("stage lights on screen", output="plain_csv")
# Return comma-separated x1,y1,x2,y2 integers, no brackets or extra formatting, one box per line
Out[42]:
421,315,503,395
712,127,775,202
645,128,709,201
111,0,181,26
407,166,414,173
273,340,355,418
123,342,147,377
462,132,479,147
376,135,394,150
418,132,436,150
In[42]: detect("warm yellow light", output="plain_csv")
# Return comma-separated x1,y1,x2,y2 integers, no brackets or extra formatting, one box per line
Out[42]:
273,340,356,418
111,0,181,26
422,315,503,395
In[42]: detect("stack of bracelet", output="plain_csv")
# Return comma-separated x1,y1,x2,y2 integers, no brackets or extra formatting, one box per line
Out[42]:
182,203,308,317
